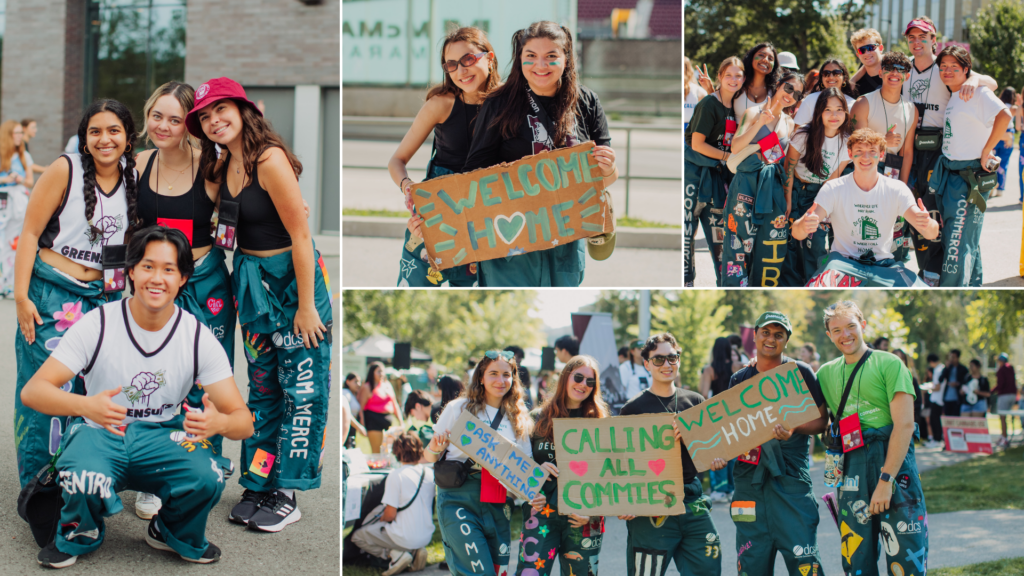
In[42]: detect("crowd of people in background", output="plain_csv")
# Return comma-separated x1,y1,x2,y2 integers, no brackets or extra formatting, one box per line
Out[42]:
685,15,1020,288
0,119,45,298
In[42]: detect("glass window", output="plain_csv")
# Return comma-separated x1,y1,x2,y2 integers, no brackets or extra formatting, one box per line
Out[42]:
85,0,187,128
945,0,955,40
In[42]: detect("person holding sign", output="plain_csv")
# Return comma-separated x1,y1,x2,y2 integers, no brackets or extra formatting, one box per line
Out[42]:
427,351,546,576
714,312,829,576
13,100,138,490
514,355,610,576
618,333,722,576
783,88,852,285
685,57,743,287
720,71,803,287
792,129,938,287
849,51,919,265
927,46,1011,287
462,21,618,287
818,301,928,576
391,27,501,288
186,77,333,531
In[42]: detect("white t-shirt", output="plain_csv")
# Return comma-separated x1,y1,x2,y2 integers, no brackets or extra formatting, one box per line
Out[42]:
50,301,234,428
381,464,436,550
343,388,361,418
942,86,1008,161
793,91,857,126
733,89,773,121
930,363,946,405
619,361,652,400
903,61,948,129
790,131,848,184
684,84,708,128
815,173,916,261
433,397,533,463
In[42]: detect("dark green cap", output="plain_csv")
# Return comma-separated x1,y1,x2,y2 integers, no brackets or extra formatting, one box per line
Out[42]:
754,311,792,336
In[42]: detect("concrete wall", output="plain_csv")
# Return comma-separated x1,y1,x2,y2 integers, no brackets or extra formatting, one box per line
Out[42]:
184,0,339,87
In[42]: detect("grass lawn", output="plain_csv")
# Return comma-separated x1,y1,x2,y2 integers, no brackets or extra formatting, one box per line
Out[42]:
932,557,1024,575
342,208,680,229
921,445,1024,513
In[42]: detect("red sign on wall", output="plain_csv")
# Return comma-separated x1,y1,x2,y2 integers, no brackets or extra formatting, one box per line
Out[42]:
941,416,992,454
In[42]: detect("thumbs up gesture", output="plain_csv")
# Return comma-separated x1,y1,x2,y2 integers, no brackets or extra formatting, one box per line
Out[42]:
86,387,128,436
908,198,940,240
792,202,821,240
184,392,224,441
885,124,902,149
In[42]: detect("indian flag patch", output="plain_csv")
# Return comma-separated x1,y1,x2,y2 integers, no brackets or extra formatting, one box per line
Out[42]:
731,501,756,522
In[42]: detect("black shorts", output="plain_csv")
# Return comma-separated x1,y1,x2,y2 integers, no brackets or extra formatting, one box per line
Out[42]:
363,410,394,432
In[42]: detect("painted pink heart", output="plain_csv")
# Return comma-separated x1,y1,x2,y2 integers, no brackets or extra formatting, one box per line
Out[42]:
648,459,666,476
207,298,224,316
568,461,588,477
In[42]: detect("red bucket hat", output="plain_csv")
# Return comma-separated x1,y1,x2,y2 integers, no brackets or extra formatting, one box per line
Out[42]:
185,77,262,138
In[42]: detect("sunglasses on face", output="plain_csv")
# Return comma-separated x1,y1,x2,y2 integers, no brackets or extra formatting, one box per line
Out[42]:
857,43,881,55
485,350,515,362
881,63,909,74
572,372,596,388
781,83,803,101
649,354,680,367
443,52,487,74
820,69,844,78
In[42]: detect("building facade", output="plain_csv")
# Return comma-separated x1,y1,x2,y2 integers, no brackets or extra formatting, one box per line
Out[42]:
865,0,992,48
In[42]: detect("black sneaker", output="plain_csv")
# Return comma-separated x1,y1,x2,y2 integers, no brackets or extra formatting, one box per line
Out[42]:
146,517,221,564
247,489,301,532
37,541,77,569
229,489,268,525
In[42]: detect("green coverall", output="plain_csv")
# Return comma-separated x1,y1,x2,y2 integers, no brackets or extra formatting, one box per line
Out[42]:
625,478,722,576
438,472,514,576
928,156,989,287
684,147,730,286
720,155,790,287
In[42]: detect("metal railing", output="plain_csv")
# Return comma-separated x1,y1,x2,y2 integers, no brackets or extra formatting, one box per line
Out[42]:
342,116,681,217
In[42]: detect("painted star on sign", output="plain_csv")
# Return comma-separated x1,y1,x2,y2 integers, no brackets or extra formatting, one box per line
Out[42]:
399,257,417,278
551,239,559,246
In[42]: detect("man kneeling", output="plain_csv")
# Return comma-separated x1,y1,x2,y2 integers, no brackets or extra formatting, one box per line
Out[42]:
792,128,939,287
21,226,253,568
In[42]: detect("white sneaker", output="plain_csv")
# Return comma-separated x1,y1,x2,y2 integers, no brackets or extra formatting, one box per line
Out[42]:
997,437,1009,448
709,491,729,503
135,492,162,520
412,548,428,571
382,550,414,576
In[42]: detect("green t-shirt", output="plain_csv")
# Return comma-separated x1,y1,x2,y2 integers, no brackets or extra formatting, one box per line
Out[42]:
405,421,434,447
817,351,915,429
684,94,735,152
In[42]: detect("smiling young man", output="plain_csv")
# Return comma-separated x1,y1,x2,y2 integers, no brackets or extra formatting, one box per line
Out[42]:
718,312,828,576
817,301,927,576
793,128,939,287
20,226,253,568
617,333,721,576
848,29,884,96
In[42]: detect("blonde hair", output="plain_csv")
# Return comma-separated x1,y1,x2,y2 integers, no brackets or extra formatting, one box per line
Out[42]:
139,81,199,151
0,120,28,174
850,28,883,48
823,300,866,331
465,354,533,440
684,56,694,97
847,127,888,154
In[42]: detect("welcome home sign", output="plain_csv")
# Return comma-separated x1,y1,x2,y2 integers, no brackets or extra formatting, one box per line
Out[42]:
552,414,689,516
451,410,550,501
676,363,820,472
410,142,613,271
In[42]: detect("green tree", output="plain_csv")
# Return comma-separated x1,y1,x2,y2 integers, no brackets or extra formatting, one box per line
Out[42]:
591,290,643,346
884,291,979,374
967,0,1024,93
966,291,1024,359
864,306,916,359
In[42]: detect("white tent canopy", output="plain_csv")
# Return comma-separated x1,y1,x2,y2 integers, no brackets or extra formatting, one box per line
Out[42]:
342,334,432,362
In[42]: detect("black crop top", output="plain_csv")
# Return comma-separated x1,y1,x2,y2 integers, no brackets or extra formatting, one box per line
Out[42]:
138,152,215,249
431,96,480,172
220,152,291,251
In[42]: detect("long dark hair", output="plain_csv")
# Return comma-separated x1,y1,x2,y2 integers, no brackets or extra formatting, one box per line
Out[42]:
487,21,580,147
811,58,858,100
739,42,781,106
425,27,501,102
533,355,609,442
999,87,1017,105
709,337,734,396
78,99,139,243
437,375,465,407
364,361,385,392
199,101,302,185
795,87,851,178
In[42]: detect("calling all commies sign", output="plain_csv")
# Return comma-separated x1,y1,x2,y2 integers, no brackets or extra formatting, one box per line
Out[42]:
410,142,613,271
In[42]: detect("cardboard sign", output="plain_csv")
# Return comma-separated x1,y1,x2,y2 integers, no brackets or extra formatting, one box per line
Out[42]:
552,414,689,517
675,363,820,472
450,410,550,501
410,142,612,271
941,416,993,454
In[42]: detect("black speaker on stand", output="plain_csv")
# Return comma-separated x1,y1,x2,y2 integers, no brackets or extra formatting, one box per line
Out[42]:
541,347,555,371
393,342,412,370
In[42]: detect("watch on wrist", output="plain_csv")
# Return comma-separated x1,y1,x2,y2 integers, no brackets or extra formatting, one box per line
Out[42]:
879,472,892,482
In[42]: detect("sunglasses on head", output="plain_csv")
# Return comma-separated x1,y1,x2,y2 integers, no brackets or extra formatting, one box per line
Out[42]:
781,83,803,101
857,43,881,55
443,52,488,74
572,372,596,388
881,63,909,74
649,354,680,367
485,350,515,362
820,69,844,78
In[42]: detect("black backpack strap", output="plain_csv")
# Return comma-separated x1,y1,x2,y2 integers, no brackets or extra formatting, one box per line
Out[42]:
829,349,872,435
82,306,105,376
489,407,505,431
395,468,426,512
193,319,202,385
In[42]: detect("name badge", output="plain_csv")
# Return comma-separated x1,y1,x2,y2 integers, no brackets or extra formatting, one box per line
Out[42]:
215,199,239,251
758,132,785,165
101,244,127,293
737,446,761,465
839,413,865,452
883,154,903,180
723,119,738,148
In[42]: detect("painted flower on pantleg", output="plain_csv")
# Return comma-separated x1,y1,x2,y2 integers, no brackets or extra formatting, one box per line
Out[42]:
54,302,83,332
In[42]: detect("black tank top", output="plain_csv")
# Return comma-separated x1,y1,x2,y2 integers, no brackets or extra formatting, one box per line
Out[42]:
431,96,480,172
138,152,215,249
220,151,291,251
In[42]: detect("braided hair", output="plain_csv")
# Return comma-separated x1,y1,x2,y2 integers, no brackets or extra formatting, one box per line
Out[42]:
77,99,139,243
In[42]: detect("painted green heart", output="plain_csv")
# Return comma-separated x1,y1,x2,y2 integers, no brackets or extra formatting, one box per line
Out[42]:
466,421,476,431
527,477,539,488
495,212,526,244
533,468,544,478
460,435,472,446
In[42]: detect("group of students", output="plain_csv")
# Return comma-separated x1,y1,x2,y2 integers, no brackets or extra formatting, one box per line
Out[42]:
685,16,1014,288
388,22,619,288
345,299,928,576
12,77,333,568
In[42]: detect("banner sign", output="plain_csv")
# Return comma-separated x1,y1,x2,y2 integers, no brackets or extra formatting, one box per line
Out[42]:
451,410,550,501
675,363,820,472
941,416,992,454
552,414,689,516
410,142,612,271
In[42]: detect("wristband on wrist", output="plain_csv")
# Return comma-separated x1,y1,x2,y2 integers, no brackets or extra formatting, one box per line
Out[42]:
426,446,441,456
400,178,413,191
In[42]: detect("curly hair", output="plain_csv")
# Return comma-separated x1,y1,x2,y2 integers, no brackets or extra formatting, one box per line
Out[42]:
392,432,424,464
641,333,681,361
846,127,887,154
0,120,28,174
78,99,140,244
533,355,609,442
465,353,532,440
